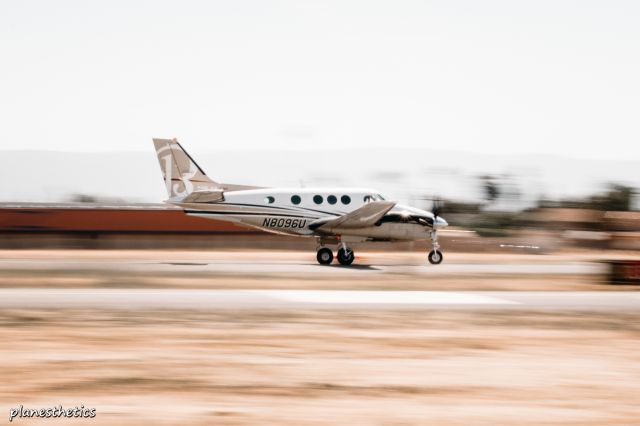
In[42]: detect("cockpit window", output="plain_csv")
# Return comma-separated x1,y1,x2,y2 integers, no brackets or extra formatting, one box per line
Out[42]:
364,194,386,202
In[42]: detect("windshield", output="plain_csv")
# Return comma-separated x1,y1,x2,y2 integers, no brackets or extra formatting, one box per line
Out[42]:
364,194,387,202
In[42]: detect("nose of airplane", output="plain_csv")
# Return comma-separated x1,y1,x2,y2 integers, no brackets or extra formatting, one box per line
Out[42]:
435,217,448,228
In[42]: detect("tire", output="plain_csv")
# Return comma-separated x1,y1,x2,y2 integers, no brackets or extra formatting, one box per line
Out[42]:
428,250,443,265
316,247,333,265
337,247,355,266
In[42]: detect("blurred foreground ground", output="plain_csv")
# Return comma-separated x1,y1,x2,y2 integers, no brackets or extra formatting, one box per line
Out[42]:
2,309,640,425
1,250,639,425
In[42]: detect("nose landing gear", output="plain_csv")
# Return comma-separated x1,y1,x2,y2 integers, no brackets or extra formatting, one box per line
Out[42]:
428,249,443,265
428,230,444,265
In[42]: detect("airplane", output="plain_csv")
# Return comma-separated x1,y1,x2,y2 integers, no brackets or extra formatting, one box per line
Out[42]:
152,138,449,266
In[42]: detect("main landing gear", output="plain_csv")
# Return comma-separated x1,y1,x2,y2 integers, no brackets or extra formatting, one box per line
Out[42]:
337,243,355,266
316,242,355,266
428,230,443,265
316,247,333,265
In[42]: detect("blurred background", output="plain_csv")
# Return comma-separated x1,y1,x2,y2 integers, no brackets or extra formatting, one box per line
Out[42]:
0,147,639,252
1,0,639,252
1,1,640,425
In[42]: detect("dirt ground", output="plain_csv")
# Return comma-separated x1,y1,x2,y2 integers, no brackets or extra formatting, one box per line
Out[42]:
2,309,640,425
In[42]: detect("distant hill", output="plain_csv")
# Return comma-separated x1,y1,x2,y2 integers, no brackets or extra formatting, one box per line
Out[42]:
1,148,638,210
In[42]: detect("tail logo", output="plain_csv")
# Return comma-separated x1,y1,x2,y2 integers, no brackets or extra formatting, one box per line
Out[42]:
159,146,198,197
158,146,198,197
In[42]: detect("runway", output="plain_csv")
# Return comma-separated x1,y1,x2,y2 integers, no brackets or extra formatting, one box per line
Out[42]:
1,289,639,311
0,258,602,276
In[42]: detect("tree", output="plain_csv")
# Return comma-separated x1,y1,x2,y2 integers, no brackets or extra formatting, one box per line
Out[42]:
480,175,500,203
591,184,634,212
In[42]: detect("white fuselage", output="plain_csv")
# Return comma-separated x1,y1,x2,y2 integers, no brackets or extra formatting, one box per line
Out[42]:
173,187,446,242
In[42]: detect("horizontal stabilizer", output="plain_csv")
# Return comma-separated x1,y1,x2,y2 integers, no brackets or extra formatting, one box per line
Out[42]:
180,190,225,203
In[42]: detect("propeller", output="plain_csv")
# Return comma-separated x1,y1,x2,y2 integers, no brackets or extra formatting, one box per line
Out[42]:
431,199,442,220
414,197,445,228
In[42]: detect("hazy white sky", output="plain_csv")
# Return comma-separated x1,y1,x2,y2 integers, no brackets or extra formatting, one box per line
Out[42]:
1,0,639,160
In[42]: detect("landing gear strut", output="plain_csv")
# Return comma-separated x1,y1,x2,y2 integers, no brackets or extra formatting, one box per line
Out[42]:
428,230,443,265
337,242,355,266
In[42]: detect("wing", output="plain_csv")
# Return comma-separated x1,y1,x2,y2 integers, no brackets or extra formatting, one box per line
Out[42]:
309,201,396,231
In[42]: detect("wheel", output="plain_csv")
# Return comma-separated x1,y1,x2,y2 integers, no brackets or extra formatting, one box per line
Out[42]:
316,247,333,265
337,247,355,266
428,249,443,265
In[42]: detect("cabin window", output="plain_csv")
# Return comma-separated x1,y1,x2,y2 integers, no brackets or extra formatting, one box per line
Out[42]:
341,195,351,205
313,195,323,204
264,196,275,204
291,195,301,205
364,195,372,203
327,195,337,205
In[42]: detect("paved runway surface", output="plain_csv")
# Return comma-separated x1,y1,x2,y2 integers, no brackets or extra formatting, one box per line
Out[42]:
1,289,639,311
0,258,602,275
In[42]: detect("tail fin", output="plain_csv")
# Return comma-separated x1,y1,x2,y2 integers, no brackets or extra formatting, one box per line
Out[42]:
153,138,220,198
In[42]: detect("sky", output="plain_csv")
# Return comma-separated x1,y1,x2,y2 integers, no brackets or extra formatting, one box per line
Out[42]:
1,0,639,160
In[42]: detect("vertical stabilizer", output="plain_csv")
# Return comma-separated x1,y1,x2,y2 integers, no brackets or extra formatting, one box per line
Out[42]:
152,138,220,198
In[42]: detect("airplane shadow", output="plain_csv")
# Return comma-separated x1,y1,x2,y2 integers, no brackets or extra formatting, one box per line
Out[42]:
327,264,380,270
158,262,380,270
